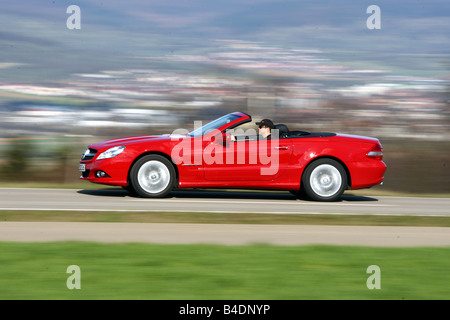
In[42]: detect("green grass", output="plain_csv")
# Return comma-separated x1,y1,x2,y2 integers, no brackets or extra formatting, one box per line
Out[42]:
0,242,449,300
1,210,450,227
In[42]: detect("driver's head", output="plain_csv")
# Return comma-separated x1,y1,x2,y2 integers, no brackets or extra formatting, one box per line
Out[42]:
256,119,274,137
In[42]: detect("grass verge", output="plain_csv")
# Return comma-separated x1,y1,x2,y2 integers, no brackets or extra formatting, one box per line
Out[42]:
1,210,450,227
0,242,449,300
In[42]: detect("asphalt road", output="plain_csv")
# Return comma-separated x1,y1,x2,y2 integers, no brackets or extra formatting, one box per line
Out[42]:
0,188,449,246
0,187,449,216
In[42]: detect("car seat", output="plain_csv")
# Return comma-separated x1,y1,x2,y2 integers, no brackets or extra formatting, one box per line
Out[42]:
274,124,289,138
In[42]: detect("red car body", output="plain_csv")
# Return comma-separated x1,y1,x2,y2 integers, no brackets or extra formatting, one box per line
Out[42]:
79,112,386,201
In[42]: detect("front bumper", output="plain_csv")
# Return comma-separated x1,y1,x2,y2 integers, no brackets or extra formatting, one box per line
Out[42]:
79,158,129,187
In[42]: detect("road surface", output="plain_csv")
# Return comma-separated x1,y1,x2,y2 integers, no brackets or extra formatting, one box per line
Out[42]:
0,188,449,246
1,187,449,216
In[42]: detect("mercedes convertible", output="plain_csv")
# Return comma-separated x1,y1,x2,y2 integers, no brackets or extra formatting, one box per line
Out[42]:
79,112,386,201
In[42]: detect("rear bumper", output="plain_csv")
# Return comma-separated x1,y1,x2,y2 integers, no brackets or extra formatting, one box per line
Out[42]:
349,160,387,190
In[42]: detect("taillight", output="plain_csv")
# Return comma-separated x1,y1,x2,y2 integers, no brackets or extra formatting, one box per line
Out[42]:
367,143,383,160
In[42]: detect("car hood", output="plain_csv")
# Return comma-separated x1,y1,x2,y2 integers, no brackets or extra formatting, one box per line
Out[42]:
89,134,172,149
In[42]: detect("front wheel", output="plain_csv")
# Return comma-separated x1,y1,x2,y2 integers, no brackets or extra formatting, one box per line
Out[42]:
301,159,347,202
130,155,176,198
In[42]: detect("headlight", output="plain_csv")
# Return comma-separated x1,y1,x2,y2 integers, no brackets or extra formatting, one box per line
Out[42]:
97,146,126,160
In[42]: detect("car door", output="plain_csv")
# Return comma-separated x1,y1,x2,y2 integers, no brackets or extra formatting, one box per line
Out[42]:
203,135,292,181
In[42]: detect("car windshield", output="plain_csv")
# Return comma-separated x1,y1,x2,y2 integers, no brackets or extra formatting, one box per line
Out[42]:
189,113,241,137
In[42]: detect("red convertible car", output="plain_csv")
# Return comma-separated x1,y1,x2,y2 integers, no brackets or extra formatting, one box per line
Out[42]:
79,112,386,201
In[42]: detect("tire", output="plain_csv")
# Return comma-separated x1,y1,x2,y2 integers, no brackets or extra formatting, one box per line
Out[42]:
130,155,176,198
301,158,347,202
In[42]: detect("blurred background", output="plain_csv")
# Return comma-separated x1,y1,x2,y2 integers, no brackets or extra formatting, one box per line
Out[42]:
0,0,449,193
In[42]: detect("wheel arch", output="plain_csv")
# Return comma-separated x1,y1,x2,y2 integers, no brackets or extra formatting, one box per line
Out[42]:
301,156,351,190
127,151,179,188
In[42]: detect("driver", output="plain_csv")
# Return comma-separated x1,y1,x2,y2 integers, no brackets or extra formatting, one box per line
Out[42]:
229,118,275,141
256,119,274,140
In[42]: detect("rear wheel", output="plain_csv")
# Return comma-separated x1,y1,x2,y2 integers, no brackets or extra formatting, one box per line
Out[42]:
130,155,175,198
302,158,347,202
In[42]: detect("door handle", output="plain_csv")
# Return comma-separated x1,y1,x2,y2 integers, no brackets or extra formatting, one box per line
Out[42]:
274,146,289,150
